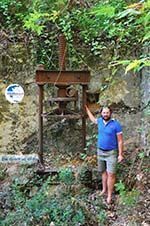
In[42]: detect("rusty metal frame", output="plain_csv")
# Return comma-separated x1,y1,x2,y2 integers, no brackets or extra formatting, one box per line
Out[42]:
36,34,90,165
36,76,89,165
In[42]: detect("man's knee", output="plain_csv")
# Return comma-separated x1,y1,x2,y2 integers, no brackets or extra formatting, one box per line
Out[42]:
107,172,116,178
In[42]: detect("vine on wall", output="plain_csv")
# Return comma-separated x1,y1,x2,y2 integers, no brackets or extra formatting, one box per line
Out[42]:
0,0,149,71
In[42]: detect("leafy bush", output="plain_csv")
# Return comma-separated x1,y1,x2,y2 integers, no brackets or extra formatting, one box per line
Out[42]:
115,180,140,207
0,165,7,181
1,170,109,226
0,0,149,70
59,167,75,185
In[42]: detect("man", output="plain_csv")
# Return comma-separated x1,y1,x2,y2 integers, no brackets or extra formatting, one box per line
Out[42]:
85,105,124,204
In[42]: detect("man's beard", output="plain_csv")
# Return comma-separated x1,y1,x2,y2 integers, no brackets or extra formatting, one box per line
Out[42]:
102,116,111,122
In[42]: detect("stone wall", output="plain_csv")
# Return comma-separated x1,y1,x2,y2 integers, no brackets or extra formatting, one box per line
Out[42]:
0,42,38,154
88,66,142,150
140,64,150,152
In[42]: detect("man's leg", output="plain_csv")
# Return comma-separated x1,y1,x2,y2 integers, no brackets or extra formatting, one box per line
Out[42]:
97,155,107,194
107,172,116,204
106,151,117,203
101,171,108,195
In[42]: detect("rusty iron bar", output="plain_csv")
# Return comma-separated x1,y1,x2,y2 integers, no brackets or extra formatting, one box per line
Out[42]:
36,70,90,85
49,97,77,102
38,84,44,164
41,113,83,119
37,64,45,165
43,114,83,119
82,85,88,151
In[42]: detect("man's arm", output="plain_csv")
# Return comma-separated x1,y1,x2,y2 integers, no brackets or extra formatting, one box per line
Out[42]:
117,133,124,162
85,105,97,124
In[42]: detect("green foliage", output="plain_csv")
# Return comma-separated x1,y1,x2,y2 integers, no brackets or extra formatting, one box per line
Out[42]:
1,172,108,226
85,133,97,153
59,13,73,42
0,0,149,70
80,153,88,160
24,11,50,35
0,0,30,28
138,151,145,159
59,167,75,185
90,4,115,17
97,210,107,225
115,180,140,206
142,1,150,42
0,165,7,181
85,122,97,153
77,164,92,185
111,58,150,73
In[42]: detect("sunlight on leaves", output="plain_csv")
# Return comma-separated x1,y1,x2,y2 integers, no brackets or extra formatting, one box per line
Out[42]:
90,5,115,18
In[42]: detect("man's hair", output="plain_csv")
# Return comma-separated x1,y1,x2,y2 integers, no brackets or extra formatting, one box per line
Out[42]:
100,106,112,114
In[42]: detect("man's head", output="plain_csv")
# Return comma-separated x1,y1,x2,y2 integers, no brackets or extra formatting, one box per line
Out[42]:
100,106,112,121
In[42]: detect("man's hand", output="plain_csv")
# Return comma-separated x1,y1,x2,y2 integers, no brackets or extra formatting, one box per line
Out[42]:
118,155,124,163
84,105,97,124
85,105,88,111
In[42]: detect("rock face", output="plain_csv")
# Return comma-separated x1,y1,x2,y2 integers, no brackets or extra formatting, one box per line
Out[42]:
88,66,142,149
140,63,150,152
0,41,149,155
0,42,38,154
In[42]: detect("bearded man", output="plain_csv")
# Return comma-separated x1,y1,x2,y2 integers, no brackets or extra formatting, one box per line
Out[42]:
85,105,124,204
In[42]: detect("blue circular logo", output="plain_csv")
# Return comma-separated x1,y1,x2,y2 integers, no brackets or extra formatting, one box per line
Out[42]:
5,84,24,103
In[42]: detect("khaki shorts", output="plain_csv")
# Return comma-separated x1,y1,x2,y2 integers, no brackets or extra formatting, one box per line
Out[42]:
97,149,118,173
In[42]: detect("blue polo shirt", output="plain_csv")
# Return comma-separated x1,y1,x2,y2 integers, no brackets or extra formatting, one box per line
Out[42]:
97,117,122,151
